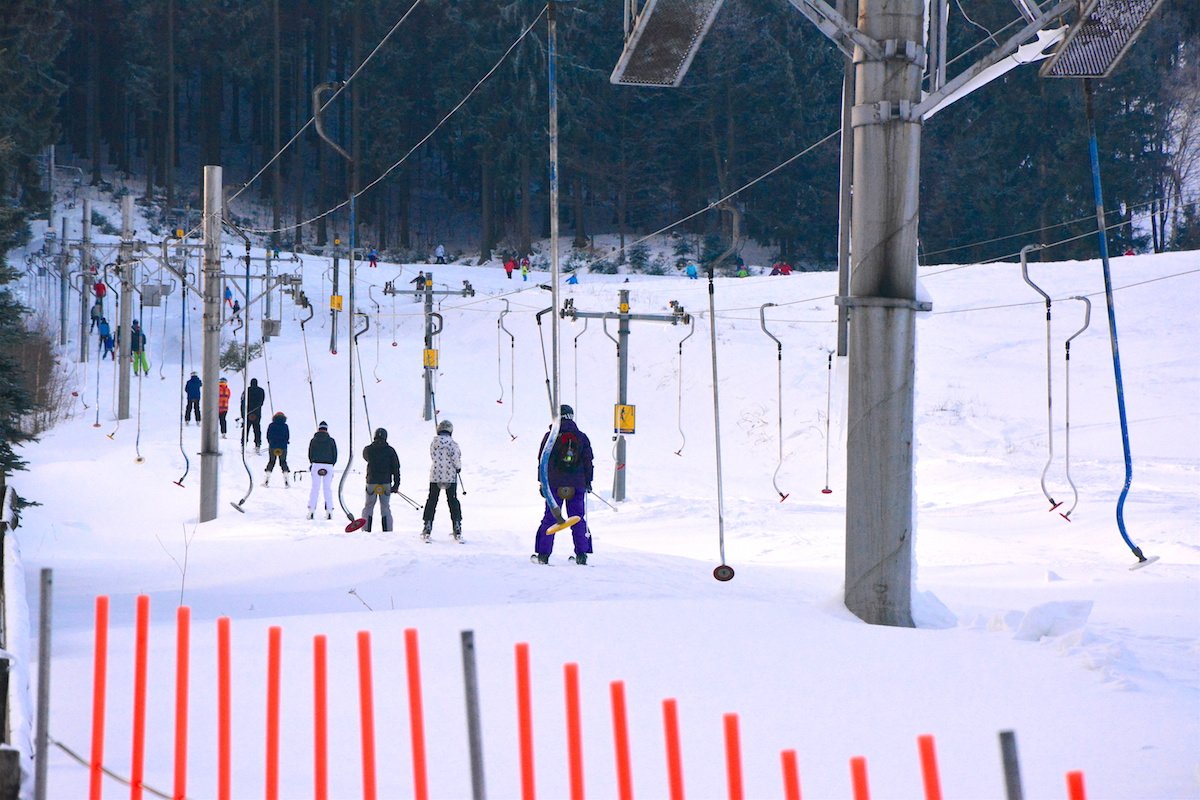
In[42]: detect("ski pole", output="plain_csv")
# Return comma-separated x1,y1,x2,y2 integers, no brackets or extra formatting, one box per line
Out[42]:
394,489,423,511
588,488,617,512
457,472,467,496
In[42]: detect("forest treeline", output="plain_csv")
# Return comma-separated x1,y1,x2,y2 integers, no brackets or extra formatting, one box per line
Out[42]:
3,0,1200,271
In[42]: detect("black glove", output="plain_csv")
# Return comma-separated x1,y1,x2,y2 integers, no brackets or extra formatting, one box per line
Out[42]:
456,468,461,474
586,483,592,494
391,485,399,494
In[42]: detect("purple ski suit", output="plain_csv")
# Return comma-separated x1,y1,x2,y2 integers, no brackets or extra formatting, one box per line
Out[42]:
534,417,594,559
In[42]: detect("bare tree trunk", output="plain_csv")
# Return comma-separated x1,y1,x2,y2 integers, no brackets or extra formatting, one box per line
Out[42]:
518,152,532,255
572,173,587,249
480,152,495,263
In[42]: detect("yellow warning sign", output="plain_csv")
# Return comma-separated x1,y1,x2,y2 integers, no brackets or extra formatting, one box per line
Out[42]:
614,404,636,434
619,300,630,314
330,295,343,311
423,349,439,368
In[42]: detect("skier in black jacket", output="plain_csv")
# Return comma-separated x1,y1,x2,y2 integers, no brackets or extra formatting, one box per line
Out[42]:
360,428,401,532
240,378,266,451
306,421,338,520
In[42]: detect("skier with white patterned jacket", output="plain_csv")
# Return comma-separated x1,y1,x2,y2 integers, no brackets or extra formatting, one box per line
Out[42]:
422,420,463,541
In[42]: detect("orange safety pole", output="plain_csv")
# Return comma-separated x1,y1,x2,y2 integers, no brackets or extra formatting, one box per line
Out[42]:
356,631,378,800
917,734,942,800
404,628,429,800
313,635,329,800
1066,771,1087,800
564,663,584,800
515,642,536,800
722,713,743,800
130,595,150,800
662,699,685,800
172,606,191,800
850,756,870,800
610,681,633,800
89,596,110,800
217,617,232,800
266,626,282,800
780,750,801,800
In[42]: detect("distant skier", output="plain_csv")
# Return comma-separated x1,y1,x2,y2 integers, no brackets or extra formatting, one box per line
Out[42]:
532,405,593,565
520,261,530,282
230,299,241,320
307,421,338,520
504,257,516,279
410,270,426,303
184,371,202,423
97,317,113,358
434,243,446,264
89,299,103,331
685,263,699,279
422,420,463,542
217,377,231,437
240,377,266,451
262,411,291,487
368,247,379,268
566,273,579,285
360,427,401,532
224,285,233,308
129,320,149,376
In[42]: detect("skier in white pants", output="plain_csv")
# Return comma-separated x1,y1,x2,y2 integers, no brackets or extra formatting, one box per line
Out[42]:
306,421,338,519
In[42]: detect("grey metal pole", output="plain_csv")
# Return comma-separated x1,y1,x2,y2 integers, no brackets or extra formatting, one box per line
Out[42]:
612,290,630,501
998,730,1024,800
79,200,92,364
58,218,69,346
200,166,223,523
835,0,856,358
423,273,435,421
549,0,562,416
33,568,52,800
460,631,486,800
117,196,135,421
842,0,925,626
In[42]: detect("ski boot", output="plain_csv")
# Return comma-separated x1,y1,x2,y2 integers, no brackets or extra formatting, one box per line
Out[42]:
452,520,463,543
421,520,433,543
261,472,270,488
283,474,291,488
531,553,550,565
306,509,314,520
572,553,588,565
325,509,332,520
364,517,372,533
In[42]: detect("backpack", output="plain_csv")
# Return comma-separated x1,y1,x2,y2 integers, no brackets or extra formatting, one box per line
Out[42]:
552,431,582,473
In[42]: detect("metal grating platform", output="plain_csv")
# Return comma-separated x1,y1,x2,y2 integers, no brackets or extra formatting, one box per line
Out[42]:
1040,0,1166,78
610,0,726,87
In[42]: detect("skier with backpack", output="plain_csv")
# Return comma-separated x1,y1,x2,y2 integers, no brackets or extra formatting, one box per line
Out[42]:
422,420,463,542
532,405,594,565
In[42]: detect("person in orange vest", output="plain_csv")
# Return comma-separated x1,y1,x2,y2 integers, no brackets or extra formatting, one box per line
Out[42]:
218,377,231,438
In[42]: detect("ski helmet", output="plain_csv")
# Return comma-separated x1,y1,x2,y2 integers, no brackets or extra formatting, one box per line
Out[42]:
374,427,388,441
437,420,453,434
560,404,574,419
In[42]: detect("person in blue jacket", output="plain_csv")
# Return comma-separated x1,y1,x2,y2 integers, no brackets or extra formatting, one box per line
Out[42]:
532,405,594,565
262,411,291,487
184,371,202,423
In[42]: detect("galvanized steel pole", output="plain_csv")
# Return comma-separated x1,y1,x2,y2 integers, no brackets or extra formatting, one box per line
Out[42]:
200,166,224,522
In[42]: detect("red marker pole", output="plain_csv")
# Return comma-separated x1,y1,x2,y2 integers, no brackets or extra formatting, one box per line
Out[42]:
265,626,282,800
130,595,150,800
850,756,870,800
564,663,584,800
662,699,685,800
515,643,536,800
172,606,191,800
780,750,801,800
722,713,743,800
1066,771,1087,800
917,734,942,800
356,631,378,800
89,596,110,800
610,681,633,800
217,617,232,800
313,635,328,800
404,629,429,800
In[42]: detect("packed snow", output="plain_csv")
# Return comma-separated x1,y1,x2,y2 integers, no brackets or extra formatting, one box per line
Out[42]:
7,198,1199,799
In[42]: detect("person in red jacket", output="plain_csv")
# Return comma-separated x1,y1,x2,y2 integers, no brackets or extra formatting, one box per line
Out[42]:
217,377,231,438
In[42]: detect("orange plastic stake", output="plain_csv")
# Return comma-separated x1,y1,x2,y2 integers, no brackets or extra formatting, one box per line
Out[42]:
266,626,282,800
610,681,633,800
89,596,110,800
515,643,536,800
217,617,232,800
723,713,744,800
172,606,191,800
564,664,584,800
780,750,801,800
357,631,378,800
313,635,329,800
405,629,429,800
917,734,942,800
662,699,685,800
850,756,870,800
1066,771,1087,800
130,595,150,800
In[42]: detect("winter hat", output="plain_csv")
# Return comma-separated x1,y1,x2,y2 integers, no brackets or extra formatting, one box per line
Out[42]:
560,404,574,419
273,411,285,420
318,421,328,431
374,428,388,441
437,420,453,434
219,377,227,383
190,371,197,376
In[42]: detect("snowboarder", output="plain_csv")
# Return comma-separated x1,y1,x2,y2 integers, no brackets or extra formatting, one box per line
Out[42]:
368,247,379,268
217,377,231,437
361,427,401,532
422,420,463,542
434,243,446,264
410,270,426,302
504,257,516,279
262,411,291,487
129,320,149,376
184,371,202,423
532,405,593,565
240,377,266,451
307,421,338,520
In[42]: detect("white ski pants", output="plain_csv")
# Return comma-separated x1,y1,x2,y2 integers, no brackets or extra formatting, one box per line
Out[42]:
309,463,335,511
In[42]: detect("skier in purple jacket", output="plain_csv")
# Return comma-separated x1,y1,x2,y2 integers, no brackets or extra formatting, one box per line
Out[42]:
532,405,594,565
